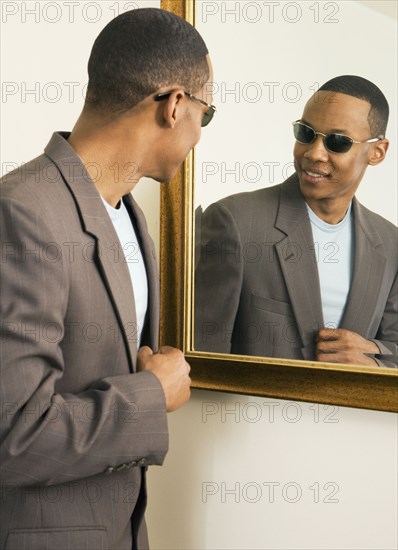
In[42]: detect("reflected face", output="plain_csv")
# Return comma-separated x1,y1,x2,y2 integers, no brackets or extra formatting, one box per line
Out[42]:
293,91,377,214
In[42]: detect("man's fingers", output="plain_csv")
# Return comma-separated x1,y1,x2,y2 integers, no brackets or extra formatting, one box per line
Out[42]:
182,359,191,375
138,345,153,357
318,328,341,341
316,340,339,353
137,346,154,370
317,351,377,367
157,347,191,374
136,345,191,411
316,352,340,363
316,352,358,365
158,345,175,354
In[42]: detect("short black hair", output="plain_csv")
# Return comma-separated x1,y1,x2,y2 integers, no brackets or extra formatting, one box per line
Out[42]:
318,75,389,137
86,8,209,113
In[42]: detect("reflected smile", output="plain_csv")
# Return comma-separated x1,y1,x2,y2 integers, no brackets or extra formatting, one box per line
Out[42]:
302,168,331,183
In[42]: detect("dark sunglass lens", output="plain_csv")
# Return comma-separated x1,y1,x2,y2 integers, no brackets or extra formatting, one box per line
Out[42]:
325,134,353,153
201,108,214,127
294,123,315,144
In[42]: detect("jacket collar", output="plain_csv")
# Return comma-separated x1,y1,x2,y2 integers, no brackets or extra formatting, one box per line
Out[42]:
273,174,323,358
340,198,387,333
44,132,153,369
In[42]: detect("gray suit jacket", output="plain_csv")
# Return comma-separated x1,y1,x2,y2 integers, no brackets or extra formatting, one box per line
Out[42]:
195,175,397,368
0,133,168,549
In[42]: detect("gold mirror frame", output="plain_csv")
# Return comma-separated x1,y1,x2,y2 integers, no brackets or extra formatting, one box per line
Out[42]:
159,0,397,413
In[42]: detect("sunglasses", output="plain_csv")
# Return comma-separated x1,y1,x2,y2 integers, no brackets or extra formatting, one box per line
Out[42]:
154,91,216,127
292,120,381,154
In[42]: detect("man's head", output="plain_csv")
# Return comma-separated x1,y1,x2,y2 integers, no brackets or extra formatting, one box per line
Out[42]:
86,8,209,113
318,75,389,138
79,8,213,185
293,75,389,222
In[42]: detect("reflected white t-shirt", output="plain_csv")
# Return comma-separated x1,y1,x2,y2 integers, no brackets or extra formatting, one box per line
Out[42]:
307,203,355,329
101,196,148,345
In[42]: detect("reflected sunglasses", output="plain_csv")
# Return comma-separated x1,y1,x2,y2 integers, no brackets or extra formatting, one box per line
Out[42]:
154,91,216,127
292,120,381,154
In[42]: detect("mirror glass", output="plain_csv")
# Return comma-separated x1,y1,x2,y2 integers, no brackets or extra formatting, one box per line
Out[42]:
192,0,397,369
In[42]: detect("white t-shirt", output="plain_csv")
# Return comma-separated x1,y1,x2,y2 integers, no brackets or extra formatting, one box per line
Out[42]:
307,203,355,329
101,196,148,345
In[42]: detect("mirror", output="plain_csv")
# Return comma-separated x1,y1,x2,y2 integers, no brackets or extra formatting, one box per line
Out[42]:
159,0,397,412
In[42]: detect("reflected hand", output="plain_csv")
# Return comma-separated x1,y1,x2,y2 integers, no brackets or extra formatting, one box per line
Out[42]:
315,328,380,366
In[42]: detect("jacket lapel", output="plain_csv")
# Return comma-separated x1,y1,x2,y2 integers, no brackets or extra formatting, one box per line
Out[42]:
45,132,139,371
274,176,324,359
340,198,387,334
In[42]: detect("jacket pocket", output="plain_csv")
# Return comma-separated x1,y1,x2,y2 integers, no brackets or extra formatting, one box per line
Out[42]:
5,526,108,550
251,293,293,317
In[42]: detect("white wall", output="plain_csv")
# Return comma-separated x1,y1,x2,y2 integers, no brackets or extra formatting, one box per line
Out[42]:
147,391,397,550
1,2,397,549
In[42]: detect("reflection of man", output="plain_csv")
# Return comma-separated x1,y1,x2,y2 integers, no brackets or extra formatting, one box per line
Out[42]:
195,76,397,368
1,9,214,550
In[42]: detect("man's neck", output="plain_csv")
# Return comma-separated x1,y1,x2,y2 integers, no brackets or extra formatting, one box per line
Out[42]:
68,114,145,207
305,198,353,225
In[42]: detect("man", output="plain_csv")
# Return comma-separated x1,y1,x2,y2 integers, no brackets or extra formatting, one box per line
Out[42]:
195,75,397,368
0,8,214,550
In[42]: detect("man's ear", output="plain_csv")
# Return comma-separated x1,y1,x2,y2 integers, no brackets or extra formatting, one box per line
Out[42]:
162,88,186,129
368,139,389,166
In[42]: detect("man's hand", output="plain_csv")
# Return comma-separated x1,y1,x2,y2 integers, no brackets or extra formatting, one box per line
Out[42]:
137,346,191,412
316,328,380,366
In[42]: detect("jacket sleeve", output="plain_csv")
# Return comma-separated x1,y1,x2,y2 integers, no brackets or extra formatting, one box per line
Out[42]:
0,195,168,487
371,272,398,368
194,201,244,353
